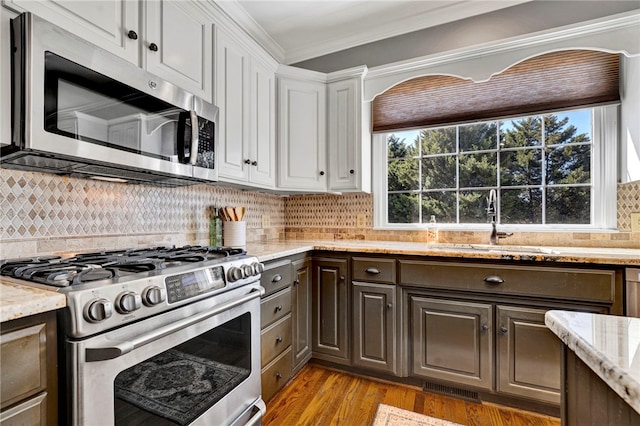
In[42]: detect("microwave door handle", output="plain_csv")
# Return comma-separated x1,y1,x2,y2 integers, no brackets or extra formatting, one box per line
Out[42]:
189,110,199,165
84,286,265,362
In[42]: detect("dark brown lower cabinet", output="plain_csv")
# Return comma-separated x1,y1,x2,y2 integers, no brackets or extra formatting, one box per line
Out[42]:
0,311,58,426
312,257,350,365
496,306,562,404
352,282,396,374
410,296,493,390
292,257,312,374
563,347,640,426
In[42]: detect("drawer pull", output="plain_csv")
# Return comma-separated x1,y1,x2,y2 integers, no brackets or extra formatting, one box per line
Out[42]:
365,267,380,275
276,336,283,343
293,279,300,286
271,274,282,283
276,372,283,380
483,275,504,284
275,305,283,312
500,326,508,334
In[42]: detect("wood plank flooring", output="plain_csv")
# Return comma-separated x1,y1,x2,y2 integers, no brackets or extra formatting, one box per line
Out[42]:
264,363,561,426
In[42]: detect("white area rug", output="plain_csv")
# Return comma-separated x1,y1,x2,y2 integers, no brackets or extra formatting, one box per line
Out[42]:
372,403,465,426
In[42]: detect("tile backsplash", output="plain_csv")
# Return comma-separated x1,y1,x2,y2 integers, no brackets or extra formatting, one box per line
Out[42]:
1,169,284,257
1,168,638,258
284,181,640,248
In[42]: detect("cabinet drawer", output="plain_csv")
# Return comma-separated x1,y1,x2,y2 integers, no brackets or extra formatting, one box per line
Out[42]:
0,323,47,407
352,257,397,284
261,347,292,403
261,260,292,297
0,392,46,426
400,260,618,304
261,287,292,328
261,315,292,367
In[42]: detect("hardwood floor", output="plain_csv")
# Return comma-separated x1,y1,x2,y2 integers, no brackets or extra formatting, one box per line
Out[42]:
264,363,561,426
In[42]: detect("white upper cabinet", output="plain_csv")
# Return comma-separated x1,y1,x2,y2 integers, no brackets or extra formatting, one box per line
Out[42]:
215,27,276,189
277,66,327,192
4,0,139,63
142,0,212,101
327,67,370,193
5,0,213,101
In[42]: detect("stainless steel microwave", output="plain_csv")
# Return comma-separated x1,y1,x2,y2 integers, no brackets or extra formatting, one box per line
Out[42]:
2,12,218,186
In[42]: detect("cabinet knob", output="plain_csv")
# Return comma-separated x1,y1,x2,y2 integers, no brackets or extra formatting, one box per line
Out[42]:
275,305,283,312
500,326,508,334
340,275,345,281
293,279,300,286
127,30,138,40
276,336,283,343
244,159,251,164
251,160,258,166
386,303,393,309
349,169,354,174
483,275,505,284
149,42,159,52
276,372,283,379
481,324,489,331
319,171,325,176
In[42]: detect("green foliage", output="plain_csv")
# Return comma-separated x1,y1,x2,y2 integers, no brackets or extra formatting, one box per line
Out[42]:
386,112,592,225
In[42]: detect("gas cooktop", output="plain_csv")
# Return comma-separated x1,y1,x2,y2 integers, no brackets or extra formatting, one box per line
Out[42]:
0,245,246,287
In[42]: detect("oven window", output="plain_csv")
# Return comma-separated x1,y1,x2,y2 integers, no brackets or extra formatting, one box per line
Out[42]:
44,52,182,161
113,313,252,426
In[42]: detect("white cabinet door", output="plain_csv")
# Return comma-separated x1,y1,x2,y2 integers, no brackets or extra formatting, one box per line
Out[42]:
278,77,327,192
215,29,251,182
249,59,276,188
327,71,371,193
4,0,139,63
144,0,212,101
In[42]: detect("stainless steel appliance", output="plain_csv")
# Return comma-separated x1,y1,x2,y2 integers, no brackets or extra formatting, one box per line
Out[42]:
1,246,266,425
3,12,218,186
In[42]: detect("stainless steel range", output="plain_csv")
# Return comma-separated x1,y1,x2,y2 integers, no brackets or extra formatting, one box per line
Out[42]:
1,245,266,426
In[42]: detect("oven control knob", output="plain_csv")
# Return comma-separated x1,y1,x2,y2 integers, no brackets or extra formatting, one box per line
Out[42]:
228,266,244,282
84,298,113,323
242,264,254,277
142,286,166,306
115,291,142,314
252,262,264,275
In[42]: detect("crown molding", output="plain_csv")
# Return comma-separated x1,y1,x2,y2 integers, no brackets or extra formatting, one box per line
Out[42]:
282,0,530,65
213,0,285,63
363,10,640,101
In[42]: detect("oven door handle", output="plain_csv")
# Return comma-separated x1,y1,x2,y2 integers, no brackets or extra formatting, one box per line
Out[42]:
85,286,265,362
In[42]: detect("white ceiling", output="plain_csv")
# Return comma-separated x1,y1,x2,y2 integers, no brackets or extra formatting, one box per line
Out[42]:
217,0,532,64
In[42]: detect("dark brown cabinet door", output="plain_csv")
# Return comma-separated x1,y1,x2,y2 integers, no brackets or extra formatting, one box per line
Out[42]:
352,282,396,374
496,305,561,404
292,257,312,373
410,296,493,390
312,257,350,364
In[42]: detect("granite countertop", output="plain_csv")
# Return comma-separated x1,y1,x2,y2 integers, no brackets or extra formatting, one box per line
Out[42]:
2,240,638,323
545,310,640,414
0,279,66,323
247,240,640,266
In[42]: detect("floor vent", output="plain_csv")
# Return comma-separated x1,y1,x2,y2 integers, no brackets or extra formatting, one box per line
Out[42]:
422,381,480,402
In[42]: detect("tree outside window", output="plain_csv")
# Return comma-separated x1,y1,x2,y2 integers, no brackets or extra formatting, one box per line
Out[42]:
386,109,592,226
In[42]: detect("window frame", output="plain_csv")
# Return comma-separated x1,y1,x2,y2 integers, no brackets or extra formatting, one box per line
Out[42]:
372,105,619,232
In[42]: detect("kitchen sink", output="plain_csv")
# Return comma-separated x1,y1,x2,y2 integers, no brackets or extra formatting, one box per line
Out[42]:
426,243,560,255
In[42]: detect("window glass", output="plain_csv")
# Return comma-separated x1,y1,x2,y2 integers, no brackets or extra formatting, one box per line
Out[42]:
384,108,594,226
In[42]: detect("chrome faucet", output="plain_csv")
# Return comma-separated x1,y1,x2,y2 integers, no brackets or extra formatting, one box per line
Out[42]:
487,189,512,245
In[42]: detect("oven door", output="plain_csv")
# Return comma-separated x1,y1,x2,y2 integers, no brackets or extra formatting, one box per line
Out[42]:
65,285,265,426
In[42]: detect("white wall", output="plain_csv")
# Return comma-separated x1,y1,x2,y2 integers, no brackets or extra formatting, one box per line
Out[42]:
621,55,640,183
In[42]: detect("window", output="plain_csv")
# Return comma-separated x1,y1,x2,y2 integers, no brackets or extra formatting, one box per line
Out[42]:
373,106,618,230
